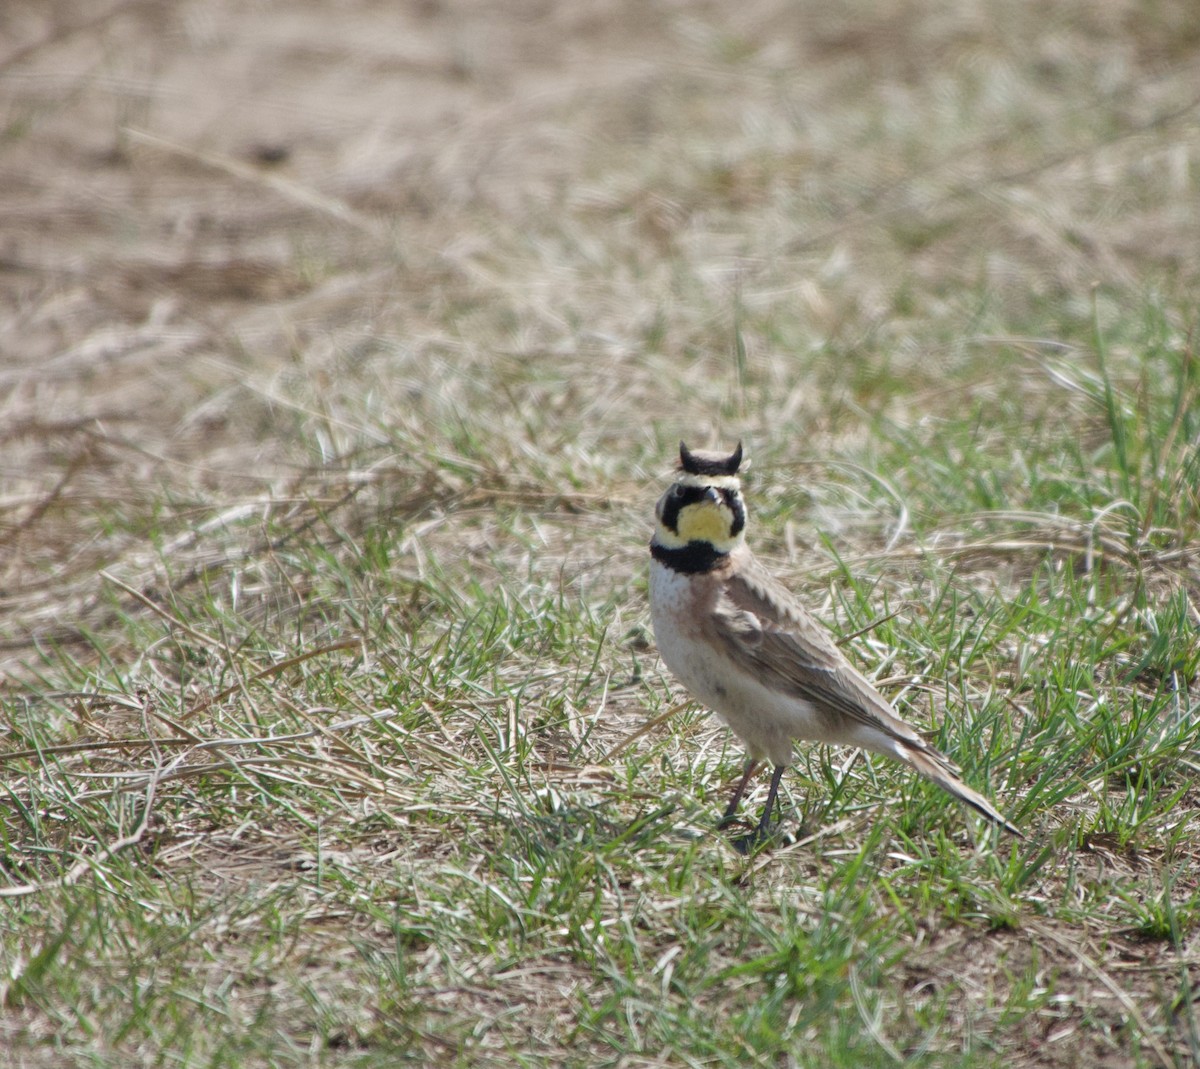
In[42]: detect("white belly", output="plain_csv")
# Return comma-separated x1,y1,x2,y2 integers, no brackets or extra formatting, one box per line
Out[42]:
649,560,823,767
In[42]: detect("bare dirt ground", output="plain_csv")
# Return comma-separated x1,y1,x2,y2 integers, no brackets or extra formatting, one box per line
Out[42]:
4,0,671,665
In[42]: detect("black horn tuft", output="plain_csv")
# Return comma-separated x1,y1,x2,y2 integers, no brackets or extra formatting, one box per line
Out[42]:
679,440,744,477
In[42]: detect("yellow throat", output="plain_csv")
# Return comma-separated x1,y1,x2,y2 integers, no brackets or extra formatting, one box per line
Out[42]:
656,498,742,553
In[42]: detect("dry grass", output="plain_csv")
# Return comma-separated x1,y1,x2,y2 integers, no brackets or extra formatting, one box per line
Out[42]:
2,1,1200,1066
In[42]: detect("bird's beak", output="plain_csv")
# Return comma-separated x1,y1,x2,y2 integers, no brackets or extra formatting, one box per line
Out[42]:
703,487,721,505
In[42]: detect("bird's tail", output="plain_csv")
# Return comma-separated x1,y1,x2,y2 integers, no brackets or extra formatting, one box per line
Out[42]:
898,740,1022,838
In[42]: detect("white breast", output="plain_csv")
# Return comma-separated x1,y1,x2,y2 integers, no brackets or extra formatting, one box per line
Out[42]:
648,562,713,697
649,558,824,766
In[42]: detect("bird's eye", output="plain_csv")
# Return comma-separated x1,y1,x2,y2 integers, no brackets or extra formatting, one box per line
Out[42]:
669,484,686,499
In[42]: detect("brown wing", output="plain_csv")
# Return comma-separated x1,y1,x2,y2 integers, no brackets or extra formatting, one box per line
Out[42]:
713,550,1022,836
714,550,925,744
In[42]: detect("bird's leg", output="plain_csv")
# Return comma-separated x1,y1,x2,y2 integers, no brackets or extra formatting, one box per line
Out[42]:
754,764,786,836
717,759,761,828
730,764,787,855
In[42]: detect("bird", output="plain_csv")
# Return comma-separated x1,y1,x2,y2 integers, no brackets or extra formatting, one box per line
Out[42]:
648,440,1020,851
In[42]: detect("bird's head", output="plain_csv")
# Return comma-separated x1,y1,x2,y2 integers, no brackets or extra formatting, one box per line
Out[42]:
653,441,746,555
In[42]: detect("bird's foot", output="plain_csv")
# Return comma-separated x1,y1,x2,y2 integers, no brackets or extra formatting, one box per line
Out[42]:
726,819,781,855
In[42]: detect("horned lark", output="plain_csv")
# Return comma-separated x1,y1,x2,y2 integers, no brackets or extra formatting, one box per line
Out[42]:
649,441,1020,850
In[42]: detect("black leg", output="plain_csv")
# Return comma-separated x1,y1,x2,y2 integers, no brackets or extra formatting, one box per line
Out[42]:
728,764,787,855
718,759,761,828
754,764,786,837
